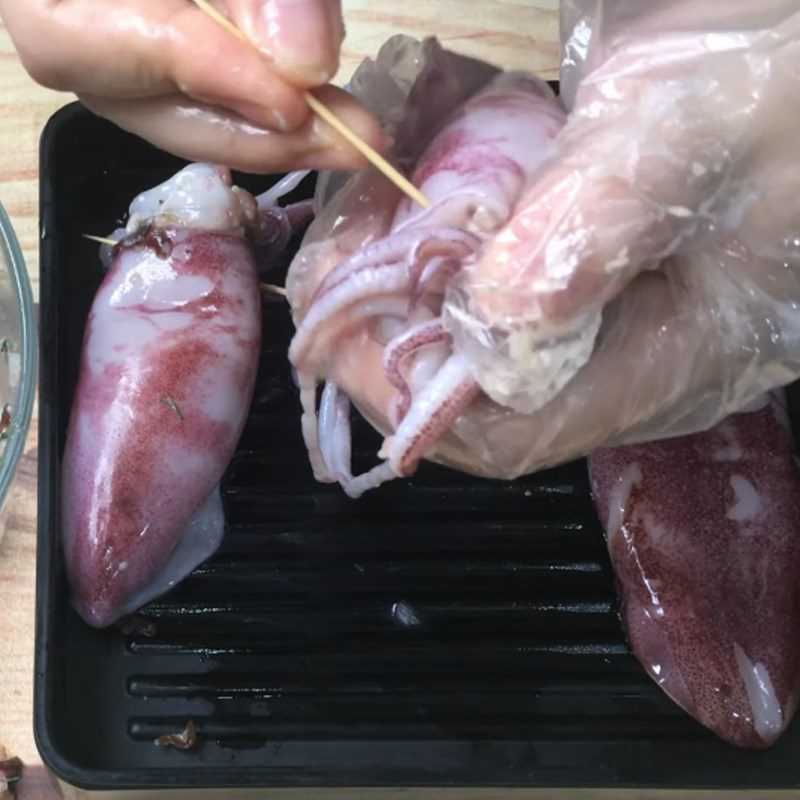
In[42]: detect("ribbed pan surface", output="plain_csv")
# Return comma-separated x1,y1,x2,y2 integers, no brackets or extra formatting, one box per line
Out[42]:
36,104,800,792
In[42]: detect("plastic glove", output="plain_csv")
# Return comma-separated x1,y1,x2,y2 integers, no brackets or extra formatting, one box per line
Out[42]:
443,0,800,449
0,0,386,172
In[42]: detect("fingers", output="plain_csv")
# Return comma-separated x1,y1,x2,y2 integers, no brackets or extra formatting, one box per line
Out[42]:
227,0,345,85
3,0,381,166
0,0,312,130
465,109,727,333
465,165,664,328
79,84,389,174
162,2,311,130
295,84,392,167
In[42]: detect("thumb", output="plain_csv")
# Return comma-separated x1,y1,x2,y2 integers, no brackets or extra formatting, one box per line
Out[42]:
227,0,344,86
466,108,729,331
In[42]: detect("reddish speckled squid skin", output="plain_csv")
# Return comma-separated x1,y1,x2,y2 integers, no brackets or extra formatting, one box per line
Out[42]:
62,226,260,628
589,395,800,748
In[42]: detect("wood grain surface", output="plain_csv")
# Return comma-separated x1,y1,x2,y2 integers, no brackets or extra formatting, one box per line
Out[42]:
0,2,559,797
0,16,62,800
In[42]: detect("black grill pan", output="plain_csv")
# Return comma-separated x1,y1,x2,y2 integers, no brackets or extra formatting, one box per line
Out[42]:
35,102,800,793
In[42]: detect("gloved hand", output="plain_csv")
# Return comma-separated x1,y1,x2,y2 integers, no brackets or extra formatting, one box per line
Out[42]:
0,0,386,172
441,0,800,473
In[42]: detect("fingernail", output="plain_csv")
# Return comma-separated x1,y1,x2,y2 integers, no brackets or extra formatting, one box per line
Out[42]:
225,98,297,133
260,0,342,84
267,107,292,133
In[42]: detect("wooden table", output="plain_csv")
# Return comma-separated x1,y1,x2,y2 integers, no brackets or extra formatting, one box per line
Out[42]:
0,2,558,797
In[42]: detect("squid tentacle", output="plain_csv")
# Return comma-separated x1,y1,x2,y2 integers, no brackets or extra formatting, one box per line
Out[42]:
257,170,312,209
298,375,333,484
256,200,315,262
309,227,479,306
254,172,315,262
290,228,478,370
383,319,449,424
342,354,480,498
318,380,353,485
285,199,315,230
411,256,461,308
295,296,416,482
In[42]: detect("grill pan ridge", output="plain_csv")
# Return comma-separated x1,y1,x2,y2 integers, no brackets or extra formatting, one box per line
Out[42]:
35,102,800,793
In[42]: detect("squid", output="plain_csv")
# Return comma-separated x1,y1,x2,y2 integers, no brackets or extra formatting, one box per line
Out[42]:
588,395,800,748
288,67,566,496
62,163,308,628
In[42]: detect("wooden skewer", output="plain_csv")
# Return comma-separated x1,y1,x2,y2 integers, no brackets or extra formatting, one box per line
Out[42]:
81,236,288,299
260,282,288,298
188,0,429,209
191,0,249,43
302,94,429,209
83,234,119,247
84,235,289,299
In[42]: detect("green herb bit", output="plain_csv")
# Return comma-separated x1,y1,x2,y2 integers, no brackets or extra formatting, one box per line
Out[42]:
0,339,10,354
160,394,185,422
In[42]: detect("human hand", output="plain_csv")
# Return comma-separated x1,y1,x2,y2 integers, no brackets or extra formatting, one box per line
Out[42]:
0,0,387,172
441,0,800,466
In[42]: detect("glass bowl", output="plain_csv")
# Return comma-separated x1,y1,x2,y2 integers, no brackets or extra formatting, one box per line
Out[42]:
0,199,36,544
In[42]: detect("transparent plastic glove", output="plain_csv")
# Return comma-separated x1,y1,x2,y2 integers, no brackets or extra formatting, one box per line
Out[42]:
444,0,800,425
0,0,386,172
450,242,800,480
287,35,499,316
286,30,800,490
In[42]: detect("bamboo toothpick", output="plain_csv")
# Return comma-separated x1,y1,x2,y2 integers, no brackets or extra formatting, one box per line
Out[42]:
192,0,249,43
302,93,429,208
188,0,429,209
84,237,289,299
260,282,287,298
83,234,119,247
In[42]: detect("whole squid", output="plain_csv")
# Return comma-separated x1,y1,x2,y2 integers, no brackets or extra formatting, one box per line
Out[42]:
63,164,265,628
589,395,800,748
288,38,566,496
